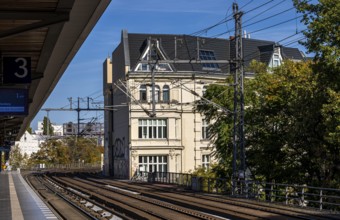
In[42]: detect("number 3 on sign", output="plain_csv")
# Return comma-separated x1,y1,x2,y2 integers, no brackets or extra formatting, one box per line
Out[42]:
3,56,31,83
14,57,28,78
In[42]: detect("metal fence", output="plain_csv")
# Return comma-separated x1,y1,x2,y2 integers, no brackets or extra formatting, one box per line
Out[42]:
242,181,340,211
24,162,102,171
135,171,340,212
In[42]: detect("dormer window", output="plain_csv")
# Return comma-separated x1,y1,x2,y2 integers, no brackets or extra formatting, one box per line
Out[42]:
199,50,219,69
135,40,173,72
272,54,281,67
270,46,282,68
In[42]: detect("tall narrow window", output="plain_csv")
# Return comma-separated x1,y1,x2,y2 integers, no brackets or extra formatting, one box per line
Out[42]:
199,50,219,69
163,85,170,102
202,155,210,169
272,54,281,67
140,85,147,101
202,85,207,96
149,85,160,102
202,119,209,139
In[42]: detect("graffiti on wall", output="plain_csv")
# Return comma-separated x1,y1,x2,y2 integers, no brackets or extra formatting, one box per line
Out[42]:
113,137,129,179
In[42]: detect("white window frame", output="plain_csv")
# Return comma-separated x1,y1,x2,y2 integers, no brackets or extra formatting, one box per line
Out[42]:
202,85,207,96
148,85,160,103
134,40,173,72
202,119,209,140
140,85,147,101
139,155,168,173
138,119,167,139
272,54,281,67
202,154,210,169
162,85,170,102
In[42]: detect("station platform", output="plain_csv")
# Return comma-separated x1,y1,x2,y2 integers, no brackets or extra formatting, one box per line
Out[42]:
0,170,58,220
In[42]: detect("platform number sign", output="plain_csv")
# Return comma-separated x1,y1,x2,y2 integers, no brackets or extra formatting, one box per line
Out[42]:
3,57,31,83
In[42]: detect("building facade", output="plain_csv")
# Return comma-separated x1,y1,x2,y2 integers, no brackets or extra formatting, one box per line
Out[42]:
35,121,64,136
63,122,104,136
103,30,304,179
14,131,45,157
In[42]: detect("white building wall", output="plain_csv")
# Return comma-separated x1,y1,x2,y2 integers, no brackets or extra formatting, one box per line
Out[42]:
14,131,45,157
35,121,63,136
127,78,218,177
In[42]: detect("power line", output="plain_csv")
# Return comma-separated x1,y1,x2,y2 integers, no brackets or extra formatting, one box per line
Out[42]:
243,0,275,15
243,7,295,29
243,0,288,24
248,15,303,35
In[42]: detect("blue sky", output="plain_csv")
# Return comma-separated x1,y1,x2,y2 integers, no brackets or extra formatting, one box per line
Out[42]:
31,0,310,130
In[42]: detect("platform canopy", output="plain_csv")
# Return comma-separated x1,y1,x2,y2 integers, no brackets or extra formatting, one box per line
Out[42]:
0,0,111,146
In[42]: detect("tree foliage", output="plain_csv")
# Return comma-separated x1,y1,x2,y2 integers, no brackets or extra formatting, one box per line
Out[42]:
42,116,54,136
29,137,103,167
293,0,339,90
293,0,340,186
294,0,339,62
246,61,326,185
10,144,28,170
197,59,339,187
196,77,235,178
195,0,340,187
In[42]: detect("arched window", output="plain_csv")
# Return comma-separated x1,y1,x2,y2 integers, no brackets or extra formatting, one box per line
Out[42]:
163,85,170,102
148,85,160,102
140,85,147,101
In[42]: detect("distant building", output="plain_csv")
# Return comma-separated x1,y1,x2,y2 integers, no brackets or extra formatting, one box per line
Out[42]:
35,121,64,136
63,122,104,136
14,131,45,157
103,31,304,179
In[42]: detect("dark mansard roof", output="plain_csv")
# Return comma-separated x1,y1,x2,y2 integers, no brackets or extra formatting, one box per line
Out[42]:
119,30,304,74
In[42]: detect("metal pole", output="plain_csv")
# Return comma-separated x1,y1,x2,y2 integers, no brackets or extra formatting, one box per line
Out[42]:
77,97,80,135
46,110,50,136
236,4,246,180
232,2,245,194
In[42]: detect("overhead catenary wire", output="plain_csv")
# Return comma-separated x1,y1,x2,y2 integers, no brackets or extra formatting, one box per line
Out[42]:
114,0,309,120
243,6,295,29
243,0,288,24
133,0,302,75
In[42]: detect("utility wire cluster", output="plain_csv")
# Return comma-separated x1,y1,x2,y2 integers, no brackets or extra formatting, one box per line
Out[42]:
43,0,309,128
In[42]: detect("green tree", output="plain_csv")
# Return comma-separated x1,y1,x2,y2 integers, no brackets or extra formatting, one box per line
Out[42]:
294,1,339,60
197,60,339,187
294,0,340,186
42,116,54,136
246,61,321,184
29,137,103,167
9,144,28,170
196,77,235,179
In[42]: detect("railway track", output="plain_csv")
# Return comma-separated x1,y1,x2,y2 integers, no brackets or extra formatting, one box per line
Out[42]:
85,175,340,220
26,171,340,220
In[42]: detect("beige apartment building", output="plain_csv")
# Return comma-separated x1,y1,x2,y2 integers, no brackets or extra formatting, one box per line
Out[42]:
103,30,304,179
